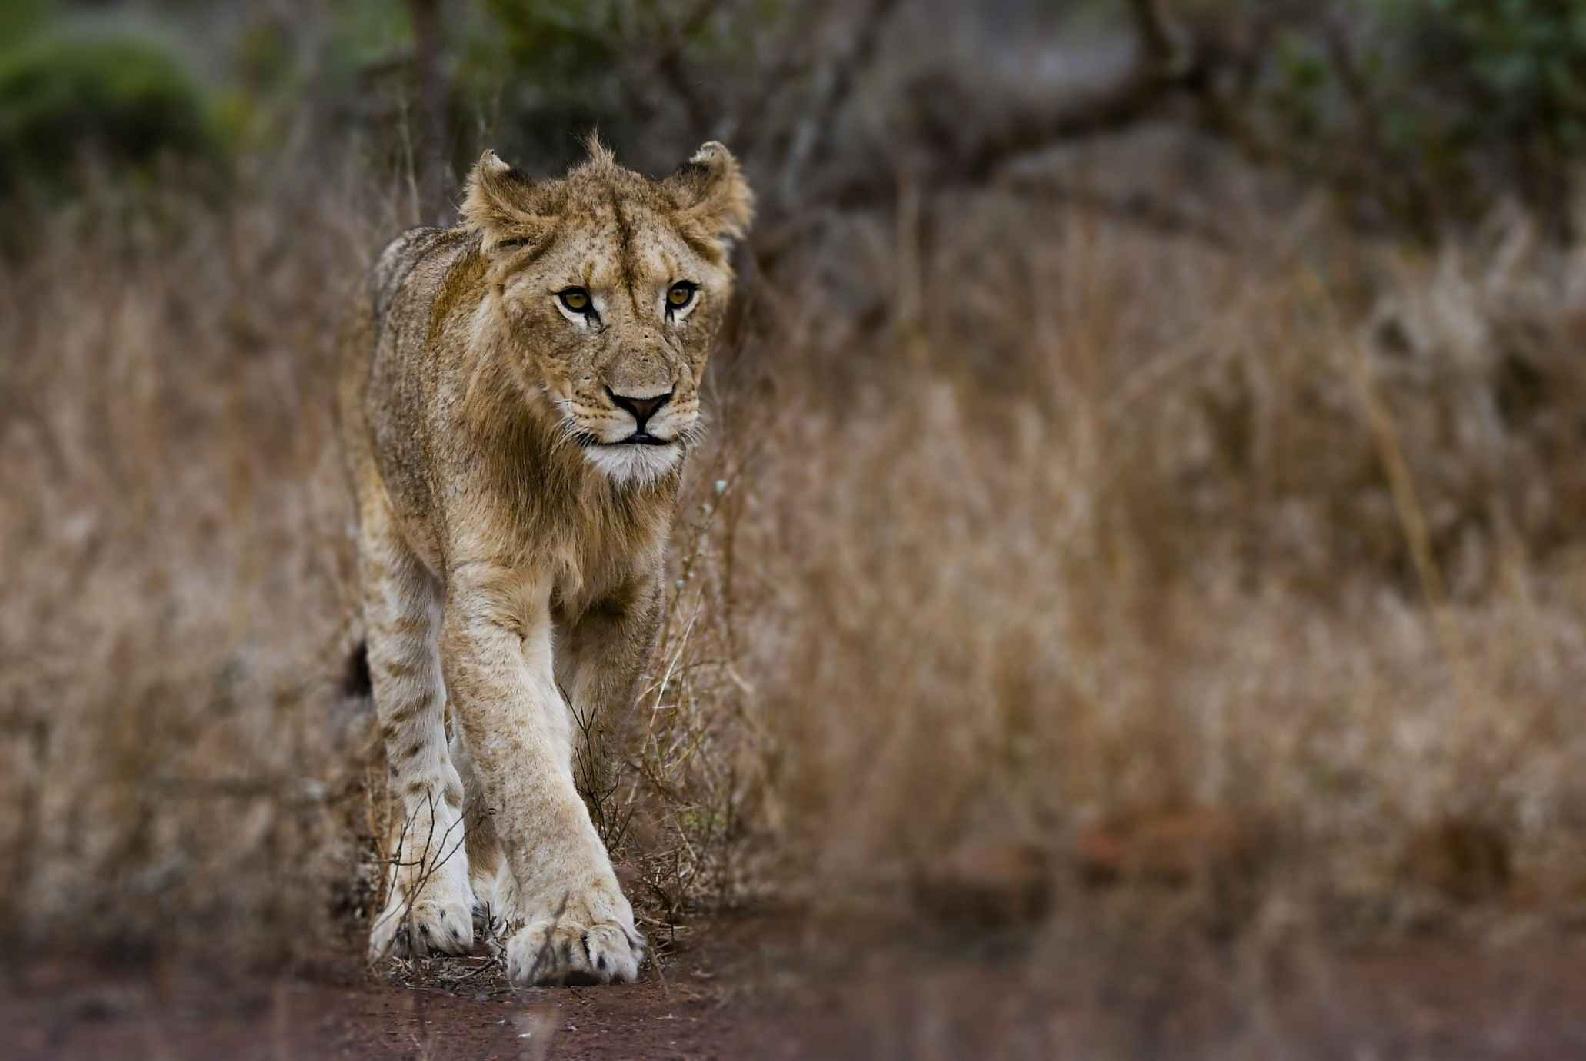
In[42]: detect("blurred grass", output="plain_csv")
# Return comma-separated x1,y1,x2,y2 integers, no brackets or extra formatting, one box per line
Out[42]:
5,160,1586,962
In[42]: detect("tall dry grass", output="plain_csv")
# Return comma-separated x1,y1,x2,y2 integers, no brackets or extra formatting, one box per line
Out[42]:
4,163,1586,965
700,195,1586,937
0,175,379,951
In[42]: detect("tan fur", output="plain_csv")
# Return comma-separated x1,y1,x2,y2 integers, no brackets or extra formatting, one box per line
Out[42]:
340,139,751,984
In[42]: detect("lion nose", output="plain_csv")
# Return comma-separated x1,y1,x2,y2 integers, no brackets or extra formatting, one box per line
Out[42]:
606,387,673,431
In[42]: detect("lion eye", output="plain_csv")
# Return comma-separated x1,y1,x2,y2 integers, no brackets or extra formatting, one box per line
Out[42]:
666,281,698,314
558,287,593,314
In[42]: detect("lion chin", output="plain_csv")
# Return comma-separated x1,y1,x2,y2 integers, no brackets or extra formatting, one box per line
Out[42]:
582,441,685,486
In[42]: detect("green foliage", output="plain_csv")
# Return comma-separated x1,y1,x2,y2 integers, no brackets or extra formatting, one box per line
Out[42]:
1246,0,1586,231
465,0,627,163
456,0,769,170
0,33,218,198
0,0,55,46
1427,0,1586,147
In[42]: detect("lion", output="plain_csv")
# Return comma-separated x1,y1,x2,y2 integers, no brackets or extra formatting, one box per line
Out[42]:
338,137,751,985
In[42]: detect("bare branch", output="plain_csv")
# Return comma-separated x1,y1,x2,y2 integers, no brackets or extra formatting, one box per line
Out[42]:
1128,0,1192,78
777,0,903,200
406,0,452,224
626,0,720,137
772,0,1203,224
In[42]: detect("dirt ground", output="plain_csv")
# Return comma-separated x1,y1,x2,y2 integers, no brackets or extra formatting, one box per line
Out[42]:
7,909,1586,1060
0,920,777,1061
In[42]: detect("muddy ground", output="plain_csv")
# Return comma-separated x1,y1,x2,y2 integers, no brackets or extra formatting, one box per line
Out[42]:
7,909,1586,1059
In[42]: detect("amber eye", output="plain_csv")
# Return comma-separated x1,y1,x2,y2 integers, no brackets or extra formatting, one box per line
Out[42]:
666,281,697,313
558,287,593,314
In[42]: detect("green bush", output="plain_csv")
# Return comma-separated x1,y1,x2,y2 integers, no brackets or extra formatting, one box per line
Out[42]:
1400,0,1586,220
463,0,646,165
1430,0,1586,143
0,34,218,198
1229,0,1586,232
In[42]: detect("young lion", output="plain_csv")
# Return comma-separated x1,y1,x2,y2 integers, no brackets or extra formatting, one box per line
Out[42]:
339,139,751,985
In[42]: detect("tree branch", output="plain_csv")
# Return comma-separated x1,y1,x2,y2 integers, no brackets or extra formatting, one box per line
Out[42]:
785,0,1203,217
776,0,903,200
1129,0,1191,77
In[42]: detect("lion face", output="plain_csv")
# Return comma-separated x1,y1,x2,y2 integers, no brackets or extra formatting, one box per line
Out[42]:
463,140,752,486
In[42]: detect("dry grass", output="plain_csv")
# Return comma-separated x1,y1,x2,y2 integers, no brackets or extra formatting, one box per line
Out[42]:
4,158,1586,976
0,175,377,951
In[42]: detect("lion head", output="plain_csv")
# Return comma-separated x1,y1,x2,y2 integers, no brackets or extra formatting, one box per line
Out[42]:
460,137,752,486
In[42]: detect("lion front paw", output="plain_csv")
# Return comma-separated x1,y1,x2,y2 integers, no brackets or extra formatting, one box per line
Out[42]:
369,895,475,960
504,897,643,985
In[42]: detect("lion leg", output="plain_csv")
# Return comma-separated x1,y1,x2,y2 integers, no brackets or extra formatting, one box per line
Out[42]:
441,565,642,986
360,497,473,961
561,576,661,838
449,722,512,930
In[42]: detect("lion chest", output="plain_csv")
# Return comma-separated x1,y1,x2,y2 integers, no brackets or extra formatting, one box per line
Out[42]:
545,509,667,626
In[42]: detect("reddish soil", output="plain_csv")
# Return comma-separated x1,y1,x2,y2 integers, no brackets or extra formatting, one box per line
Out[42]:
6,910,1586,1059
4,914,796,1061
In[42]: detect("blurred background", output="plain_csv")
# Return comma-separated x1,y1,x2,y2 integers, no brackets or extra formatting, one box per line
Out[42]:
4,0,1586,1056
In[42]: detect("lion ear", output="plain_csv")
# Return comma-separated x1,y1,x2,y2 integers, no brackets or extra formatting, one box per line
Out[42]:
460,150,554,250
664,141,753,244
